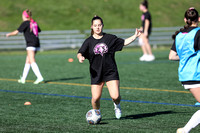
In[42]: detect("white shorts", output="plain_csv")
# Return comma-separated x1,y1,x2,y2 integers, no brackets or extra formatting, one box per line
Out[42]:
183,84,200,89
138,38,144,46
26,47,40,51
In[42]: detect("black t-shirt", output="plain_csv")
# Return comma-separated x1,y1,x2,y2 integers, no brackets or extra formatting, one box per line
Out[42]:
17,21,41,47
141,11,152,35
78,33,125,84
171,27,200,52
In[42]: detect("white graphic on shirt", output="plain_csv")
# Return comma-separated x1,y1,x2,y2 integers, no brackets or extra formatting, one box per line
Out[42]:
93,43,108,56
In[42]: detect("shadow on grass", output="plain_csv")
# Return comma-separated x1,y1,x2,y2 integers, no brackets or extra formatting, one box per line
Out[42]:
121,110,175,120
44,77,84,83
154,57,169,61
103,110,179,121
99,122,109,125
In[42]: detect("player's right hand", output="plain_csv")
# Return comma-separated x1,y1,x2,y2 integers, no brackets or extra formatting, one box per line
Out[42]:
79,56,85,63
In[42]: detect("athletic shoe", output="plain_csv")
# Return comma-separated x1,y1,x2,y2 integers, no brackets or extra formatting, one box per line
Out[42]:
33,78,44,84
18,77,25,84
176,128,186,133
195,102,200,106
145,55,155,62
114,103,121,119
139,54,148,61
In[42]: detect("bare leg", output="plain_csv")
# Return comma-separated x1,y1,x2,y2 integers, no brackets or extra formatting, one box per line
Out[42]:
106,80,122,119
27,50,36,64
143,36,153,55
106,80,121,104
139,35,148,55
91,82,104,109
190,87,200,102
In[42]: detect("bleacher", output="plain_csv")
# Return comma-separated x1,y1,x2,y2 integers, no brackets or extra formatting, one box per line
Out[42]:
0,27,180,50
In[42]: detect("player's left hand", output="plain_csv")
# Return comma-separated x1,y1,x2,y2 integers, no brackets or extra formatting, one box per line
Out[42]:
6,34,10,38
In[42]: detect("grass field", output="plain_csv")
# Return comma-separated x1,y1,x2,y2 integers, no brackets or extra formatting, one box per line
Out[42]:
0,47,200,132
0,0,199,31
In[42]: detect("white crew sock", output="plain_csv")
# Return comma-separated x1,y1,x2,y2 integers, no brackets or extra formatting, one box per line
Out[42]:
31,62,43,79
21,63,31,80
183,110,200,133
114,103,121,109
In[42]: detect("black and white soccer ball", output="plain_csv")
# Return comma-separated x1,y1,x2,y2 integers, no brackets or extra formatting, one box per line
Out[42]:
86,109,102,124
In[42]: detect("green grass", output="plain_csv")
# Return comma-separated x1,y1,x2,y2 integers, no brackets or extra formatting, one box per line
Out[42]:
0,0,199,31
0,47,200,132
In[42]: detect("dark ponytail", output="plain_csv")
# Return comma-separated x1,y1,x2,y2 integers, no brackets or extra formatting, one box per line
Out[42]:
172,7,199,40
91,15,104,35
141,0,148,9
26,9,32,17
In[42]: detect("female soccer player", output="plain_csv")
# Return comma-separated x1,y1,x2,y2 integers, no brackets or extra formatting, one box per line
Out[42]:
6,9,44,84
169,7,200,133
177,110,200,133
77,15,141,119
139,0,155,61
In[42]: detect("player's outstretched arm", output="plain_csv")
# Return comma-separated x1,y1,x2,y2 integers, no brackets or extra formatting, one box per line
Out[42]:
6,30,19,37
77,53,85,63
169,50,180,61
124,28,142,46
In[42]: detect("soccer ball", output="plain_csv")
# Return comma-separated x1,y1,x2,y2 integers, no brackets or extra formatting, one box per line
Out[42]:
86,109,102,124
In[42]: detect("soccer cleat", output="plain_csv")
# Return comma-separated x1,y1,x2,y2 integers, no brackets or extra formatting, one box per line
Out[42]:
18,77,25,84
33,78,44,84
195,102,200,106
176,128,186,133
114,103,121,119
115,108,122,119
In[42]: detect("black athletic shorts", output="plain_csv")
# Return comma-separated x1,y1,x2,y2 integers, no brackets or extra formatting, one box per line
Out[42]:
90,69,119,84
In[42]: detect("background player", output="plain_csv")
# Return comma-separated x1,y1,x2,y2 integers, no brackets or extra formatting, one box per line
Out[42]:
139,0,155,61
169,7,200,133
6,9,44,84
